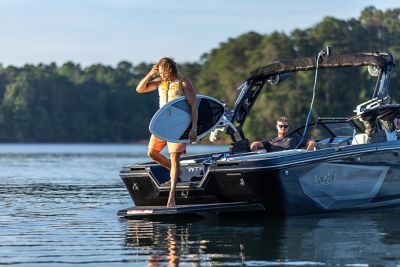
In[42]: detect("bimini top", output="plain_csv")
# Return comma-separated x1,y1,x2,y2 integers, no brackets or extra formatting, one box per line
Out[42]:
247,53,395,80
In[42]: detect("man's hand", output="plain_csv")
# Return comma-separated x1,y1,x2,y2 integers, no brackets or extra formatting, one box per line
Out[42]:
250,141,264,151
306,140,316,151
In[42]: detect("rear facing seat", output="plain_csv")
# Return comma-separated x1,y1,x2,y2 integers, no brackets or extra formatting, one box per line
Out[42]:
351,133,369,145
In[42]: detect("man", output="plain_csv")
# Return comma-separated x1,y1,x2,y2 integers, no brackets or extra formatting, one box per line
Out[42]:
250,116,316,152
136,57,198,207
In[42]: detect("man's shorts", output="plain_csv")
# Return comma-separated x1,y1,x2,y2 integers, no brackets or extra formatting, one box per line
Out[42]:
148,134,186,154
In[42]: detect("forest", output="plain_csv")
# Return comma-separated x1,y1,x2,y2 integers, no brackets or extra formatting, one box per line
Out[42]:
0,6,399,143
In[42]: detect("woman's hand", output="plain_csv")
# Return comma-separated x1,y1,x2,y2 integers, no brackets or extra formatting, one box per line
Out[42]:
149,64,159,76
189,129,197,142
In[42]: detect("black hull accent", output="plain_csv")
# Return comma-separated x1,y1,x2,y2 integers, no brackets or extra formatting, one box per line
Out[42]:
119,141,400,218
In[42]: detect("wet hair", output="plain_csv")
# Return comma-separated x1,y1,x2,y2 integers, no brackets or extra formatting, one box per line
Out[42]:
276,116,289,124
158,57,179,81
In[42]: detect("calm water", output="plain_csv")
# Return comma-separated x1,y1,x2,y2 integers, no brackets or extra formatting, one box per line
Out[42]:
1,144,400,266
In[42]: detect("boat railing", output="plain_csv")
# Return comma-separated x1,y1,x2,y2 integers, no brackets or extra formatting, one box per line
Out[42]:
224,149,308,161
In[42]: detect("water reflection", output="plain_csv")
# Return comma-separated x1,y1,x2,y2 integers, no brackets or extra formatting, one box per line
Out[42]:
124,209,400,266
147,226,181,267
0,144,228,266
125,221,186,266
125,217,287,266
2,143,400,265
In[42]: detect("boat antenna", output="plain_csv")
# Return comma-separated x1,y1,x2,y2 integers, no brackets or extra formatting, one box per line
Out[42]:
296,46,330,149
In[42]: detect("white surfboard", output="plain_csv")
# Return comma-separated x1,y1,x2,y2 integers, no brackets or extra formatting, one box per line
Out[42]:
149,95,225,143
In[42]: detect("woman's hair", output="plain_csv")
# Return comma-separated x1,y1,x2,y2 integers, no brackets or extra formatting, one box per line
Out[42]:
158,57,179,81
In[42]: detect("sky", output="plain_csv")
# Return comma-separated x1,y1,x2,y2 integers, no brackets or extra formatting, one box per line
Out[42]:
0,0,399,67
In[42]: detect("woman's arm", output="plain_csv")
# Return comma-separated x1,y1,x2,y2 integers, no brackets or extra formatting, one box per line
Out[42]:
182,79,198,142
136,64,161,93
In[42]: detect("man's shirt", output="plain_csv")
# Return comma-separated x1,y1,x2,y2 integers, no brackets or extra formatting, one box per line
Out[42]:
261,135,307,152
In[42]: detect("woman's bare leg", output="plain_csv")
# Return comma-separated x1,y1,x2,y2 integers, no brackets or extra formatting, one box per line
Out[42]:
167,152,180,207
148,149,171,170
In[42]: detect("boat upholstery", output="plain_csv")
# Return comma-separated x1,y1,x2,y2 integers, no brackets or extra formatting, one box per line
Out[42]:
352,133,369,145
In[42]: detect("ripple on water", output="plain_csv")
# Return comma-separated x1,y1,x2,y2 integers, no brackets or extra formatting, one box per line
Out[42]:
2,144,400,266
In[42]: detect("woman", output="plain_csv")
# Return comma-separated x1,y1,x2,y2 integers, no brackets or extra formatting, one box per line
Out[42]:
136,57,198,207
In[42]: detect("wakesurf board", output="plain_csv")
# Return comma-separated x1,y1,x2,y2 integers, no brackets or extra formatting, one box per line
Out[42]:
149,95,225,143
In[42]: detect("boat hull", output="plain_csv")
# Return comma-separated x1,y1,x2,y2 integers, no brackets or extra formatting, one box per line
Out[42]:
120,141,400,217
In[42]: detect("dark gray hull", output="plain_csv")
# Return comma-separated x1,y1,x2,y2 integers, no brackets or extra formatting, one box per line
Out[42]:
119,140,400,217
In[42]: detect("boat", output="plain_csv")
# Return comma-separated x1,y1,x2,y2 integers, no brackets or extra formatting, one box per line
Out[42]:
118,50,400,218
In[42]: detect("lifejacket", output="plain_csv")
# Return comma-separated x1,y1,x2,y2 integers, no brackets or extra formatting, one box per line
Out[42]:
158,79,184,108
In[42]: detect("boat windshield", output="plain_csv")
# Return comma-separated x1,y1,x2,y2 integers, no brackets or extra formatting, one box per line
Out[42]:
291,120,360,140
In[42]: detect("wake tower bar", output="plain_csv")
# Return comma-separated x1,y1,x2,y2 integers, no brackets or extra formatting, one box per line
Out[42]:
225,52,395,153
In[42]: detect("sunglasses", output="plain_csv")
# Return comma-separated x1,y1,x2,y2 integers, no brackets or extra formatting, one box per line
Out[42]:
277,125,289,129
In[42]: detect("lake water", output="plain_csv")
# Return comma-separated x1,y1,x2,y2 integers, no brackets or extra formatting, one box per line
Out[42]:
1,144,400,266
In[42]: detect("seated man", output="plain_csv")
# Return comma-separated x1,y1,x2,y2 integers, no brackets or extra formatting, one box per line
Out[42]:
250,116,316,152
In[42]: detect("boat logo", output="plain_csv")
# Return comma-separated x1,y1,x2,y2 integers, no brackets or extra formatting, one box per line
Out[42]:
181,190,189,198
132,183,139,191
313,172,336,186
186,166,202,172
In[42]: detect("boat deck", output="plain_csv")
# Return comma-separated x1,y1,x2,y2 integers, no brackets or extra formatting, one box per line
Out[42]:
118,202,265,218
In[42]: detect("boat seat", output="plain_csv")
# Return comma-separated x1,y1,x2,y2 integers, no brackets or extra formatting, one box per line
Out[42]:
353,130,397,144
384,128,397,141
351,133,369,145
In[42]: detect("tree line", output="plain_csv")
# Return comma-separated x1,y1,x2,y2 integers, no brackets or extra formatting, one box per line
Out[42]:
0,6,399,142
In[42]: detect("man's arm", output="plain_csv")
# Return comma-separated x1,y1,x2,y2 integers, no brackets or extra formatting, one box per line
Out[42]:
182,79,198,142
297,135,316,151
250,141,265,151
136,64,161,93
